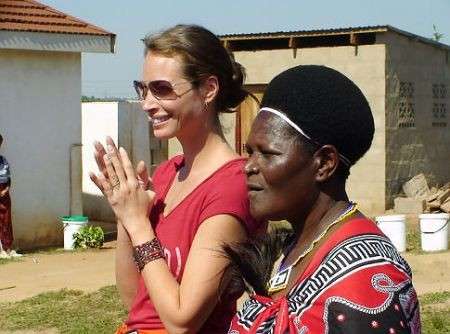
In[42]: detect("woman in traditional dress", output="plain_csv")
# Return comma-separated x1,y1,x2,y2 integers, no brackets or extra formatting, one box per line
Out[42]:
225,65,421,334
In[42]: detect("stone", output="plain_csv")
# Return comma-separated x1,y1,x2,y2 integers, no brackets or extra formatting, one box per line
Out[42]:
402,174,430,199
394,197,425,214
440,198,450,213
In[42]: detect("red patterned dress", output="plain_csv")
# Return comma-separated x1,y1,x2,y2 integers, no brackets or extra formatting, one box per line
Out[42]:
228,218,421,334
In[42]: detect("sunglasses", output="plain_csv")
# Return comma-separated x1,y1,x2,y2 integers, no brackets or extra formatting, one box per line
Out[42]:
133,79,195,101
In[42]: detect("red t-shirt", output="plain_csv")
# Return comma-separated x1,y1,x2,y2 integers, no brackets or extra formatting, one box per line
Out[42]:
126,155,259,332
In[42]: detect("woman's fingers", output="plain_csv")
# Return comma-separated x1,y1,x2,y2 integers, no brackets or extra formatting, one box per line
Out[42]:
103,152,121,191
119,147,138,189
105,136,115,148
97,172,113,198
106,144,127,186
89,171,104,193
136,160,152,190
96,137,142,193
93,141,108,176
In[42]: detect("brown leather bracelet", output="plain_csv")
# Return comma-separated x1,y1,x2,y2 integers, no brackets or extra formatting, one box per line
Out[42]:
133,238,164,271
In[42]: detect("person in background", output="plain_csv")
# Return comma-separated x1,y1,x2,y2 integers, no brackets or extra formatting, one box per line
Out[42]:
0,134,22,258
90,25,260,334
225,65,421,333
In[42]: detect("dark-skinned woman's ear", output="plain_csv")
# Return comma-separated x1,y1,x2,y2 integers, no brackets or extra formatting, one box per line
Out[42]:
314,145,339,182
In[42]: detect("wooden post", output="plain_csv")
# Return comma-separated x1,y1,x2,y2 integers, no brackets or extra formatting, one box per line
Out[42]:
289,37,298,58
350,33,359,56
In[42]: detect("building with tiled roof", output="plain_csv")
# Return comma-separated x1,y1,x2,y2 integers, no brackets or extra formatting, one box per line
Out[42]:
0,0,116,249
0,0,115,52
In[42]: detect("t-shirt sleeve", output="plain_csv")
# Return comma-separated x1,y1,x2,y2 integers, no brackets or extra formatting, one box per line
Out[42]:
198,166,259,234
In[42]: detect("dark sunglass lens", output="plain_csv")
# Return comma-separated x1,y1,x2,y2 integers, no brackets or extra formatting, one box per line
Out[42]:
150,80,176,99
133,81,145,100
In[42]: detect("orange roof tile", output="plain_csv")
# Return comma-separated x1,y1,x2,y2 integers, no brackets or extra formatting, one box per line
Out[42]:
0,0,114,36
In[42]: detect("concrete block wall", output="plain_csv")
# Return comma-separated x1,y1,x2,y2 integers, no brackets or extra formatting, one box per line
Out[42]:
234,45,386,216
380,32,450,207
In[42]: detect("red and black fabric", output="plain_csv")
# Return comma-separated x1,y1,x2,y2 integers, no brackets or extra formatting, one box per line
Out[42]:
228,218,421,334
0,191,13,250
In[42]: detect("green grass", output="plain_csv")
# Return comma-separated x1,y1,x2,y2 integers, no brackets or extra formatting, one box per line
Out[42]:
0,286,448,334
419,291,450,334
25,246,110,255
0,286,127,334
406,228,422,253
420,291,450,306
0,257,24,266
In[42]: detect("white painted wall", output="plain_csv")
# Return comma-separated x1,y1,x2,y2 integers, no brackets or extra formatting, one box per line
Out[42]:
0,49,81,249
82,102,119,196
82,101,151,222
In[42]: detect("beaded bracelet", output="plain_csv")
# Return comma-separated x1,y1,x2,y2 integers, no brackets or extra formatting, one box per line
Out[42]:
133,238,165,272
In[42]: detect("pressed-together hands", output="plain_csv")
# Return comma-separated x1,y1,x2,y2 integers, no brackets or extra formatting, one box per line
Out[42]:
89,137,155,240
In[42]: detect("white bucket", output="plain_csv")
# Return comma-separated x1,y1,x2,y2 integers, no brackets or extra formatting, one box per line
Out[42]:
375,215,406,252
60,216,88,250
419,213,449,252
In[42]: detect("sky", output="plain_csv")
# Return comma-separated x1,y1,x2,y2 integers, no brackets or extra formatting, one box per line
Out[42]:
40,0,450,98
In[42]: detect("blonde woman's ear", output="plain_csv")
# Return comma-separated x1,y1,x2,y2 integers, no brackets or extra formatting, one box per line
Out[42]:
202,75,219,105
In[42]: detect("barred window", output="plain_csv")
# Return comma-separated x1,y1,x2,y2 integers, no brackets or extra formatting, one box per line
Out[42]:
432,83,447,127
398,102,415,128
399,82,414,98
440,84,447,99
397,82,415,128
432,84,440,99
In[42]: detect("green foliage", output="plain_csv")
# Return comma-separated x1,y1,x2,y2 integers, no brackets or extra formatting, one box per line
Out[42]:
81,95,130,102
432,24,444,42
73,226,104,249
0,286,126,333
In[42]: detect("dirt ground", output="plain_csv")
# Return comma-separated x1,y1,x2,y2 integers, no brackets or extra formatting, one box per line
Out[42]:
0,242,116,303
0,241,449,304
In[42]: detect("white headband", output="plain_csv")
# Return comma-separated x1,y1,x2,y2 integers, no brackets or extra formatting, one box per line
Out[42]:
259,107,352,167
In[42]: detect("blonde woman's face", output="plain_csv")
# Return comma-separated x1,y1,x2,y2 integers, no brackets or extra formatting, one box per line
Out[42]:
139,52,206,140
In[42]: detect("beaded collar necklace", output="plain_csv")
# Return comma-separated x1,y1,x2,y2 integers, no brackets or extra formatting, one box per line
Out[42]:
267,202,358,294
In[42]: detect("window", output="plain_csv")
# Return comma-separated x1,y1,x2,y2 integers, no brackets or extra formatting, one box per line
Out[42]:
399,82,414,98
432,83,447,127
397,82,415,128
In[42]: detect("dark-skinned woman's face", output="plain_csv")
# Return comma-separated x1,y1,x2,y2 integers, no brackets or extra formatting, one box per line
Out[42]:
244,112,318,222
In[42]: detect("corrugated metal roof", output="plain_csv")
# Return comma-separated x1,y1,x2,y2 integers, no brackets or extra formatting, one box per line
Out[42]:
219,25,450,51
220,25,389,39
0,0,114,36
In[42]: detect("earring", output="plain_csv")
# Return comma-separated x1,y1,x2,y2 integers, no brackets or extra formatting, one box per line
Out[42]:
203,101,209,112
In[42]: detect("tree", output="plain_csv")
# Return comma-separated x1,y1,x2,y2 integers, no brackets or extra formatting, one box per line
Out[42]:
432,24,444,42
